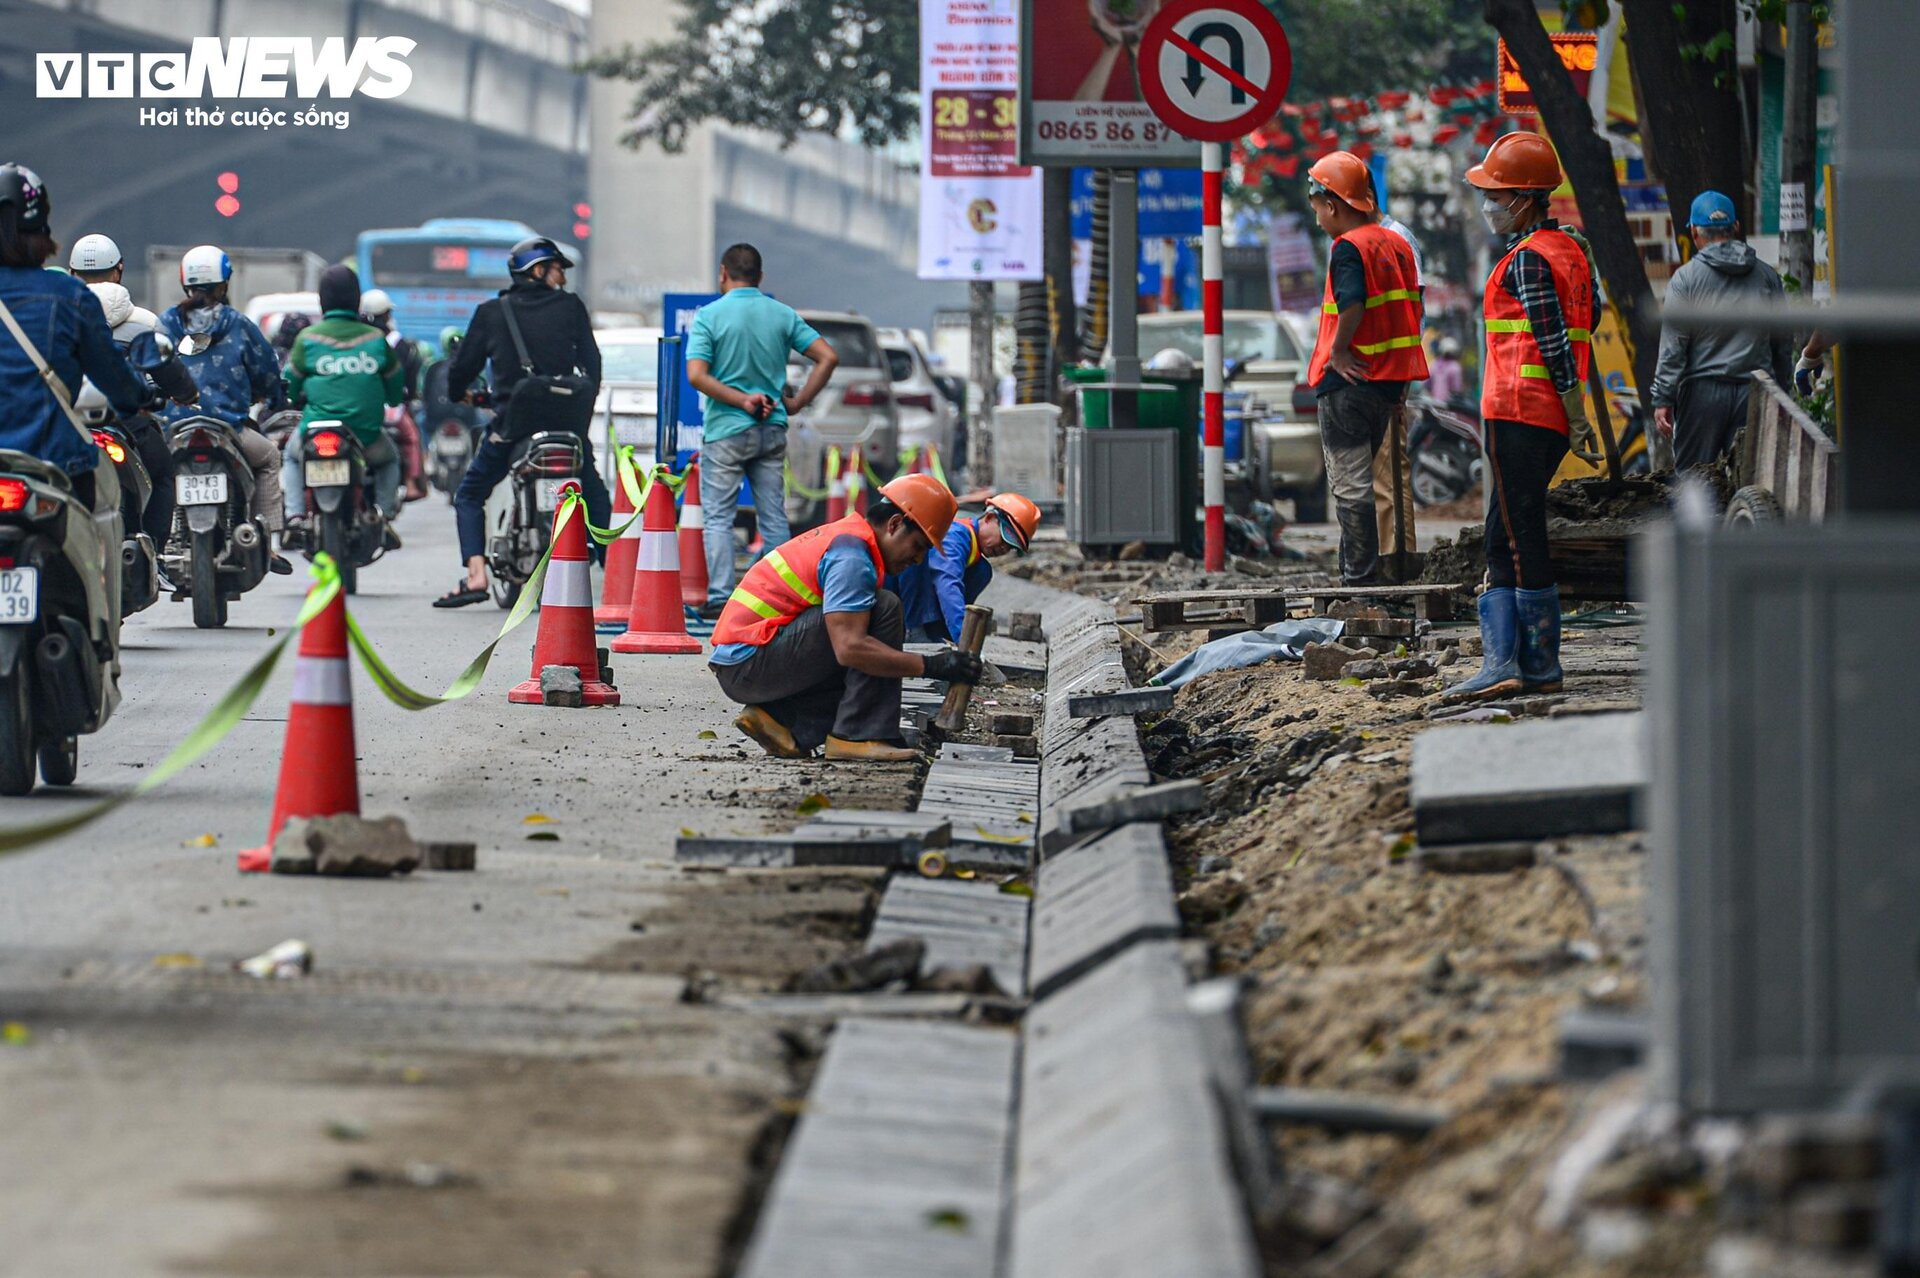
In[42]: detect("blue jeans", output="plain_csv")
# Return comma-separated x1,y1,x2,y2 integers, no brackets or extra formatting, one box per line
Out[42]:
283,430,401,520
701,424,790,606
454,432,611,565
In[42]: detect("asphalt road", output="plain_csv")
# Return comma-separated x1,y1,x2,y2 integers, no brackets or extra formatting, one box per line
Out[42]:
0,500,892,1277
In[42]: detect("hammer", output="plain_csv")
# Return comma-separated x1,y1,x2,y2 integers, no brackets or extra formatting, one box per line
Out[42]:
934,604,993,733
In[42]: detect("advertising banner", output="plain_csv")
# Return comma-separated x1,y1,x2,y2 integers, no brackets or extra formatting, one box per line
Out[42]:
1069,167,1203,239
918,0,1044,281
1020,0,1198,167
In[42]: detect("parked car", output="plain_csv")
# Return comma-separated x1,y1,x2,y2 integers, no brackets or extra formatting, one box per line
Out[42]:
877,326,956,466
592,326,662,491
784,311,899,528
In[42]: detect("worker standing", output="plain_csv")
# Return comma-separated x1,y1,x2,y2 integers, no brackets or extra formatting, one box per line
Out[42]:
1445,133,1600,703
709,473,982,762
890,492,1041,643
1304,152,1428,584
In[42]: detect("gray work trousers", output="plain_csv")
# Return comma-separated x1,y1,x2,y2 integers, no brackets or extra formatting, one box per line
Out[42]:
1673,375,1751,471
1318,386,1394,584
710,590,905,750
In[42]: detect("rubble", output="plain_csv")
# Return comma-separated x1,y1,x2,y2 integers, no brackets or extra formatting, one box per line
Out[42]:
271,814,418,877
1303,641,1370,680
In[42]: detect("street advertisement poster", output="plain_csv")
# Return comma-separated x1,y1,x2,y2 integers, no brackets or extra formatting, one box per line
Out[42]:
919,0,1044,280
1068,166,1203,239
1020,0,1198,167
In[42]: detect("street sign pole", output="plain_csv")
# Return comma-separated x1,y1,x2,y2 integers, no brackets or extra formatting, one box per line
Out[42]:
1201,141,1226,570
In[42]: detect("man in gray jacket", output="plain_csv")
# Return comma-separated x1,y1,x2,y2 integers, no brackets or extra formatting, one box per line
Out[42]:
1651,191,1796,470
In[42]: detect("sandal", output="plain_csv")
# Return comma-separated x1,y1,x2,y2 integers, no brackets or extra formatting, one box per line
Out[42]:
433,581,489,609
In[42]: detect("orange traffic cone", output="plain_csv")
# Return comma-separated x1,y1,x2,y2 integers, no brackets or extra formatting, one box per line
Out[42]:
612,472,704,654
824,444,846,524
238,583,359,872
849,450,869,516
596,463,640,626
509,485,621,705
678,459,708,608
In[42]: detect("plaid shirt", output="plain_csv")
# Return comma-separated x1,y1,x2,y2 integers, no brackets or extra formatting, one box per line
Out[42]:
1499,221,1599,395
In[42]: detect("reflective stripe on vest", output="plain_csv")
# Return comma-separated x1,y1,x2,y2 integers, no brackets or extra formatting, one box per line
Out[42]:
1306,225,1428,387
711,515,886,648
1479,227,1596,436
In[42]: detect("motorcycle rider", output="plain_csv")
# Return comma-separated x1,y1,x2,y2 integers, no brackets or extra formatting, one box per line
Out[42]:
434,236,610,608
280,265,406,549
360,288,427,500
66,233,196,562
157,244,292,573
0,164,143,517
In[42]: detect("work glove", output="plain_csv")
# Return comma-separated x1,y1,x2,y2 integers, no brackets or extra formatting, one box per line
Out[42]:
922,647,983,685
1795,353,1823,398
1561,387,1603,465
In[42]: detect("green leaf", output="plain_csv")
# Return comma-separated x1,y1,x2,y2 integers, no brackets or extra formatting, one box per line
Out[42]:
796,793,831,816
526,831,561,842
926,1207,971,1232
697,729,717,740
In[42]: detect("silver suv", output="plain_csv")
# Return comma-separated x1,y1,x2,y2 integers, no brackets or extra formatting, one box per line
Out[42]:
784,311,900,527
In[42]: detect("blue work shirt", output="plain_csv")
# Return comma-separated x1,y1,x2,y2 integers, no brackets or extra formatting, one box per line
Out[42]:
0,266,144,475
158,301,284,430
888,518,989,642
684,288,821,444
709,531,879,666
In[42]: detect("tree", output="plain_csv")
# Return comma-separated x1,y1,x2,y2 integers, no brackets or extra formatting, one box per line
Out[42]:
1619,0,1750,229
1484,0,1660,409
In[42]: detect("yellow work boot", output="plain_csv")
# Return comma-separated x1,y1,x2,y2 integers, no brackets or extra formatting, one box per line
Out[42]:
824,736,918,763
734,707,805,759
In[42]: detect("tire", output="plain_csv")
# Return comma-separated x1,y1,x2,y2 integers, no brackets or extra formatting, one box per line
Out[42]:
0,671,34,796
320,512,356,595
1724,485,1782,529
38,735,77,787
492,575,521,610
191,529,226,629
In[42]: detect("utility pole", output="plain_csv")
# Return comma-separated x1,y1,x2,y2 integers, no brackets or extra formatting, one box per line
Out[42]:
968,281,995,485
1780,0,1818,296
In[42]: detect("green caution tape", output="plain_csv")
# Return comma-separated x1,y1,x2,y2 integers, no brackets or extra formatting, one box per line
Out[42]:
784,454,831,502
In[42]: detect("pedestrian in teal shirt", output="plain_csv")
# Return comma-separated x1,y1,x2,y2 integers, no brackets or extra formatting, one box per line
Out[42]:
686,243,839,618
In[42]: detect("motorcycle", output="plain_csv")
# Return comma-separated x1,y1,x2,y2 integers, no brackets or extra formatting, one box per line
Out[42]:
425,417,475,497
484,429,585,609
0,449,124,793
165,417,270,629
1407,395,1484,508
291,421,392,595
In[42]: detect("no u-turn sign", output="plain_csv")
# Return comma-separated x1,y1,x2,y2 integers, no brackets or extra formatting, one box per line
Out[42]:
1138,0,1293,143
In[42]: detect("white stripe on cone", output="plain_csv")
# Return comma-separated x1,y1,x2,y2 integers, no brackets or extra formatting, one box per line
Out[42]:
618,506,643,540
541,558,593,609
637,531,679,573
290,655,352,707
679,500,702,530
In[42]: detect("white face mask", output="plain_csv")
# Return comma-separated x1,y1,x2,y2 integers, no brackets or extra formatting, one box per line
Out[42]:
1482,193,1524,235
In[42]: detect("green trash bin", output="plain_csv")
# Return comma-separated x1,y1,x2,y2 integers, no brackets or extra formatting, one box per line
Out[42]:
1066,367,1201,554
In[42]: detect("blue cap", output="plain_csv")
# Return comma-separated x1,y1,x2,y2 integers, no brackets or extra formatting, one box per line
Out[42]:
1688,190,1737,229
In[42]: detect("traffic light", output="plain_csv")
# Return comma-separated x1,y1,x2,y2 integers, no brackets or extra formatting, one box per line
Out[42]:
215,170,240,218
571,201,592,241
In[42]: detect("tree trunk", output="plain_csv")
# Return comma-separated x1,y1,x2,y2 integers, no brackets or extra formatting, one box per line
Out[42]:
1619,0,1749,230
1485,0,1660,412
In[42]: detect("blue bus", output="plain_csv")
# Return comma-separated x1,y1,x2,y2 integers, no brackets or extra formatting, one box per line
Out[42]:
355,218,582,357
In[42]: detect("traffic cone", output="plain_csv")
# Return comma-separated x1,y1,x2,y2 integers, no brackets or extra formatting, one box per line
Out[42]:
595,463,640,626
824,444,846,523
612,472,704,655
678,459,708,608
238,584,359,872
509,485,621,705
849,450,869,516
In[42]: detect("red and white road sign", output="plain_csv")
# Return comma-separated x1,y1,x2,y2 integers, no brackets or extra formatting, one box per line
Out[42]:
1137,0,1293,144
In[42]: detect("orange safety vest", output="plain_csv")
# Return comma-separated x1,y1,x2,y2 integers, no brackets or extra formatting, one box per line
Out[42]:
1480,226,1595,435
1306,224,1428,386
711,514,887,649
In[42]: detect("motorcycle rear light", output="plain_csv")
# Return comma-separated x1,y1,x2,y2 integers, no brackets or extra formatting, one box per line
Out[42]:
188,428,213,448
841,382,891,407
0,558,14,569
92,431,127,464
311,432,345,459
534,448,579,476
439,421,466,437
0,480,25,512
896,392,935,411
190,453,211,463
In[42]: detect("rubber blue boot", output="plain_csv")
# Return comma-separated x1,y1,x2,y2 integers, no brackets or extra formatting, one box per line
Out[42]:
1440,587,1523,703
1515,585,1564,692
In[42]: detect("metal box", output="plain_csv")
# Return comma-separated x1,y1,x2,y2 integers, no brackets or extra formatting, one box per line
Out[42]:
992,404,1060,504
1064,426,1180,550
1644,520,1920,1112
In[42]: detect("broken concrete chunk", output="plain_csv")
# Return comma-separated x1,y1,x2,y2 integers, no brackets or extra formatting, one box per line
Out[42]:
1388,657,1438,678
1059,779,1205,834
273,814,418,878
540,664,584,708
989,711,1036,735
1326,600,1389,621
1304,641,1370,680
1342,659,1389,681
786,937,925,994
994,733,1039,759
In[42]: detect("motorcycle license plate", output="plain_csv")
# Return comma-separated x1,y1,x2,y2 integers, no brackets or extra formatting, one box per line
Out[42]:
433,435,468,455
0,567,39,624
535,478,569,511
176,473,228,506
308,459,352,487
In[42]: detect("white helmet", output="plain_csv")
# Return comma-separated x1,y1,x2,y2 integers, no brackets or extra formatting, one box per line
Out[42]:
360,288,393,318
1146,347,1195,373
69,233,122,273
180,244,231,288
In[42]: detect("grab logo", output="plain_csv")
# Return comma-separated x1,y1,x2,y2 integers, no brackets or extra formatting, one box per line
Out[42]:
314,351,381,376
35,37,415,99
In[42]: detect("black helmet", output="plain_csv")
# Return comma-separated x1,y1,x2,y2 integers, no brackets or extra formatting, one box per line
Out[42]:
0,163,50,235
507,236,573,277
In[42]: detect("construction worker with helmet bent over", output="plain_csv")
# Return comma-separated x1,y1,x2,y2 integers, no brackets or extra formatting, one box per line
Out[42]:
889,491,1042,644
1304,152,1428,585
1444,132,1600,704
710,473,984,762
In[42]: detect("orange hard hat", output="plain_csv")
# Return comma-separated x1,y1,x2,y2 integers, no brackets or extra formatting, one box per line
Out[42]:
984,491,1042,552
1466,132,1563,191
1306,152,1375,212
879,472,958,544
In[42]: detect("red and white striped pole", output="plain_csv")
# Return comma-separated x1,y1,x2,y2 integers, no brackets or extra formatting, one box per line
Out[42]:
1201,140,1226,573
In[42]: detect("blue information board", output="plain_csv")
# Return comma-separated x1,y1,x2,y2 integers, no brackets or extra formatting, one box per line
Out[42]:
1070,168,1205,240
659,291,721,430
